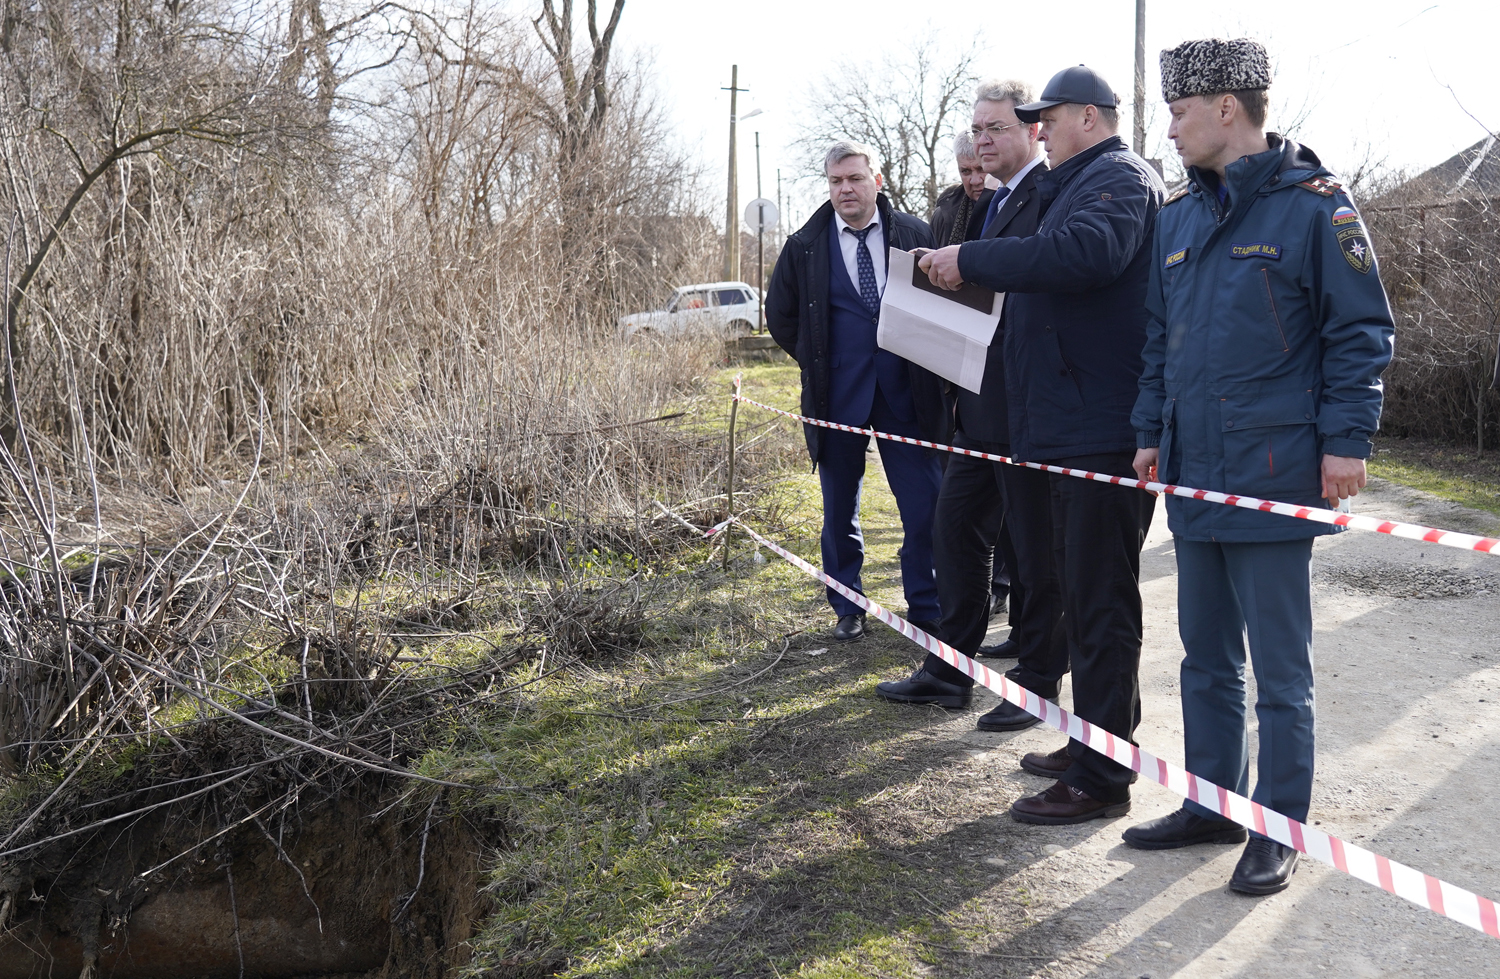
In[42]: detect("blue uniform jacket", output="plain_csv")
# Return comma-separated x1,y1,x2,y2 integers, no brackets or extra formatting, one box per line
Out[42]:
1130,135,1395,542
957,135,1165,461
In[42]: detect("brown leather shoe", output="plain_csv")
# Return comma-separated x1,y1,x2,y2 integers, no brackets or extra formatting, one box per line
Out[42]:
1020,745,1138,783
1010,780,1130,825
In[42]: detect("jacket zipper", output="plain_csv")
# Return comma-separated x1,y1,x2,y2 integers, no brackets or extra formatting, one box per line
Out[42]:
1260,268,1289,351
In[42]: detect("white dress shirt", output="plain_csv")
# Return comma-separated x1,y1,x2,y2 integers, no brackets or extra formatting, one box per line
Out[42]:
1003,153,1046,191
833,209,887,295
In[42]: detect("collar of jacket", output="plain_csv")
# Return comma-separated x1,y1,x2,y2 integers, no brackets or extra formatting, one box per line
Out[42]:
1034,134,1128,203
1187,133,1329,221
934,184,969,208
792,193,897,245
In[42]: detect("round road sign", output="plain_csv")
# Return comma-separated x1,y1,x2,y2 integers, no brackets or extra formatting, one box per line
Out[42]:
744,198,779,232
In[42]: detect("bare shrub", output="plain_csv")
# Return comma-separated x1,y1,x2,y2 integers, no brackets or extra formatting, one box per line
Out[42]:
1365,147,1500,451
0,0,803,847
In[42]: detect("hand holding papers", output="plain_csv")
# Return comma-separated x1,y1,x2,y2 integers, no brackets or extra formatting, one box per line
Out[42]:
878,248,1002,394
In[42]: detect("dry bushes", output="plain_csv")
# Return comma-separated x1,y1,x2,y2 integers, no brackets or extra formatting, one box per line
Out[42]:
0,0,799,932
1366,180,1500,450
0,0,723,476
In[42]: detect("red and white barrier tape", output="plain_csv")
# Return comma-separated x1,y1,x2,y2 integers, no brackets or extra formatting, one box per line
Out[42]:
730,378,1500,556
696,511,1500,939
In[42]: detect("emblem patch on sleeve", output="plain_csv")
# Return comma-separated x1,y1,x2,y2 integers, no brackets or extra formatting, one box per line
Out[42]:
1164,248,1188,269
1229,242,1281,260
1336,226,1373,274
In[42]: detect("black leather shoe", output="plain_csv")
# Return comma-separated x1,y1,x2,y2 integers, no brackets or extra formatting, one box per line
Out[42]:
1229,837,1299,895
975,637,1020,659
832,614,865,642
1122,808,1248,851
989,593,1008,618
975,696,1054,732
875,668,973,708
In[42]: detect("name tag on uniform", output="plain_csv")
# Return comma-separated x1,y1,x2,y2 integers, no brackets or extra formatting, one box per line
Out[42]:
1164,248,1188,269
1229,242,1281,260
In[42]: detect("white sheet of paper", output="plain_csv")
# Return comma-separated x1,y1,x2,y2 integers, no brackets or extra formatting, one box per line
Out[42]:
877,249,1002,394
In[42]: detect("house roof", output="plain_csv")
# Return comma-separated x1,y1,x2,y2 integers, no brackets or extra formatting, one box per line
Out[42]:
1397,135,1500,202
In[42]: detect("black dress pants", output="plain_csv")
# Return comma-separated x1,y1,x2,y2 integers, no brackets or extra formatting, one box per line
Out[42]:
998,456,1067,697
922,435,1061,691
1047,451,1156,804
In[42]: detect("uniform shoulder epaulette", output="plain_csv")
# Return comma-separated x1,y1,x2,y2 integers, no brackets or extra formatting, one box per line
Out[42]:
1163,186,1191,206
1295,176,1342,196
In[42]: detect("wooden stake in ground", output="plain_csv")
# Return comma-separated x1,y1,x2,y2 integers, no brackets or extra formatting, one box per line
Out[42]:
724,382,740,571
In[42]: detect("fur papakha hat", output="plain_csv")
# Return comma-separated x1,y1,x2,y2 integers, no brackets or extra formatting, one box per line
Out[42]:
1159,38,1272,103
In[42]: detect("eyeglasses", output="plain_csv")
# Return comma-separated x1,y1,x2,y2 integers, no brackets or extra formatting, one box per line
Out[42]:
969,122,1024,138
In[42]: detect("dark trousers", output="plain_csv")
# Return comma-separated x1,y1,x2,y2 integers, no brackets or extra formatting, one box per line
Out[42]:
818,388,942,622
1049,452,1155,804
991,524,1014,610
1001,458,1067,697
1176,537,1315,825
924,435,1036,686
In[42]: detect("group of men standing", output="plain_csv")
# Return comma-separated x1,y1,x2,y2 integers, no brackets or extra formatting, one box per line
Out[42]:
766,39,1394,897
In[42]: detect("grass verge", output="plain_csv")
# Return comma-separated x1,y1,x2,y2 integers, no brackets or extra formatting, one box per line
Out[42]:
1370,436,1500,515
451,362,1029,977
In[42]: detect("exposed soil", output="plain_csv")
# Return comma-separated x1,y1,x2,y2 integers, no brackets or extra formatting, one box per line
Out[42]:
0,783,491,979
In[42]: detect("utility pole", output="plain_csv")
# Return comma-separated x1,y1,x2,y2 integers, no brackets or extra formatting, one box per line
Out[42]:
755,132,764,332
1133,0,1147,157
722,66,747,282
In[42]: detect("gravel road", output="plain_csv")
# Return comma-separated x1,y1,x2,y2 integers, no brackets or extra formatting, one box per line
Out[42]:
931,477,1500,978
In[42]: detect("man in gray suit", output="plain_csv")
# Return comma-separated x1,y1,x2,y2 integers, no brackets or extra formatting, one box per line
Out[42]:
877,80,1064,720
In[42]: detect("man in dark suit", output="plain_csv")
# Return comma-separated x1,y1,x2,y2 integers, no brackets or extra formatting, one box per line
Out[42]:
929,131,1020,628
877,80,1065,715
766,141,947,641
921,66,1165,825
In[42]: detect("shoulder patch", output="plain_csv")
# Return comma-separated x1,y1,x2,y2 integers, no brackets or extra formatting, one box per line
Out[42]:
1296,176,1343,197
1337,226,1374,274
1163,187,1191,206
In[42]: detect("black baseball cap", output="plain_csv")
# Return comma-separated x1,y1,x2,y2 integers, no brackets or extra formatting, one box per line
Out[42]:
1014,65,1120,123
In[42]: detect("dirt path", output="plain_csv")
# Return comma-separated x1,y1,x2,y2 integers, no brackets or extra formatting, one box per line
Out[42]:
861,475,1500,978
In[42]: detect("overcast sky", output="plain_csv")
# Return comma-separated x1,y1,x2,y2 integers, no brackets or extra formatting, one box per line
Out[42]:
607,0,1496,228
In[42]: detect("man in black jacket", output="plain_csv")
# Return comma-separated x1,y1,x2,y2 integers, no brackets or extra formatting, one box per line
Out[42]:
921,66,1163,825
766,141,947,641
878,79,1063,714
929,132,990,247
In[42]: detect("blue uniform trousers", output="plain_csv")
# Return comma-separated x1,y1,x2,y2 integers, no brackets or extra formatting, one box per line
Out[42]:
818,388,941,621
1176,537,1316,825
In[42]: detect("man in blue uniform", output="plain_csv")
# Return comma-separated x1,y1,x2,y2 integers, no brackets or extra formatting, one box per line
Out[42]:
766,141,946,643
1123,39,1394,895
